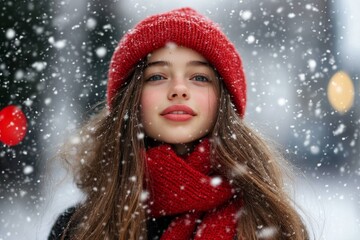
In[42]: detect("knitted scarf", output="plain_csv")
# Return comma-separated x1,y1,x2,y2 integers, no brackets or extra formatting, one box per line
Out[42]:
145,138,243,239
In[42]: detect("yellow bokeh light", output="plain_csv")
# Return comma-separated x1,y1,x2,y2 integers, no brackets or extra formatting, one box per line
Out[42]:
327,71,354,113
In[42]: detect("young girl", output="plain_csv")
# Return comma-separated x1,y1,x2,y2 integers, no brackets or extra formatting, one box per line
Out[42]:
49,7,309,240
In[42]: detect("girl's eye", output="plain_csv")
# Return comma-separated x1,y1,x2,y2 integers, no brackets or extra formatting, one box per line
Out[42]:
147,75,165,81
192,75,209,82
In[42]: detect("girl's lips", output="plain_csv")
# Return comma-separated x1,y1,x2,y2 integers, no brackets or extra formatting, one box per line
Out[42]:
160,105,196,121
162,114,193,121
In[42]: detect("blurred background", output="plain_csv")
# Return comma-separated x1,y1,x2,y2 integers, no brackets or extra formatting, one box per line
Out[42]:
0,0,359,239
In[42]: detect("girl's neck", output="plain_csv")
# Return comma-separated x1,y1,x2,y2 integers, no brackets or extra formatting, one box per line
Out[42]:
173,143,194,156
145,137,202,156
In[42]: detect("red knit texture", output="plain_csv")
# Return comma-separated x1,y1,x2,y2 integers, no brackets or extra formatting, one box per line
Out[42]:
146,139,243,239
107,7,246,117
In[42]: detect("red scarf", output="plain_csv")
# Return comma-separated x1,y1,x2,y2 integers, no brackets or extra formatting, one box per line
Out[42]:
145,139,243,239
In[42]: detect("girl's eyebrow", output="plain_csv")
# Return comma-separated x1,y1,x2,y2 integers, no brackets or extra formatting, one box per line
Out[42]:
145,60,211,68
145,61,172,68
186,60,211,68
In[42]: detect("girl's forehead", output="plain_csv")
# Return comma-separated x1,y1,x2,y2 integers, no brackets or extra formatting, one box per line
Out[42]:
146,45,208,63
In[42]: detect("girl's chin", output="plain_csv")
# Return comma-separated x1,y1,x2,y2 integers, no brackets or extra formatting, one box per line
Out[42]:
159,138,197,145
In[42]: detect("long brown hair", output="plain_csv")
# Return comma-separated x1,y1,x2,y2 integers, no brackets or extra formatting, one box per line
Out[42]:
60,62,309,239
212,82,309,239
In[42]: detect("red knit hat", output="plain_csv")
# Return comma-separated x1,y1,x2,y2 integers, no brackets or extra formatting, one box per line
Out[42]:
107,7,246,117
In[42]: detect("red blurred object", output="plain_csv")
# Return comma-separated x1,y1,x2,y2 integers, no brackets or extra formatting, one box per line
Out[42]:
0,105,27,146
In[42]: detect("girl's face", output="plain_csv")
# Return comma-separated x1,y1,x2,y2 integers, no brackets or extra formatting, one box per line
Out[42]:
140,45,219,149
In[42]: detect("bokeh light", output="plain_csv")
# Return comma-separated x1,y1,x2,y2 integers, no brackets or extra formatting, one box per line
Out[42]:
327,71,355,113
0,105,28,146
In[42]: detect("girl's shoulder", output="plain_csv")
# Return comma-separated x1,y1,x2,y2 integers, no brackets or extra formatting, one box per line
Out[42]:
48,206,77,240
47,206,174,239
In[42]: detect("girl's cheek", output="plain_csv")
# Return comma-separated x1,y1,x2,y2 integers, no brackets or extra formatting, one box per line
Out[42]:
140,89,153,106
141,93,158,110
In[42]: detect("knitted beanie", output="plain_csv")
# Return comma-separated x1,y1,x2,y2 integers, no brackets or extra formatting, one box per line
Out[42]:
107,7,246,117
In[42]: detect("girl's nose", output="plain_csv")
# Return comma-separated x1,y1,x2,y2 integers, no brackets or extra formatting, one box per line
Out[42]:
168,80,190,100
